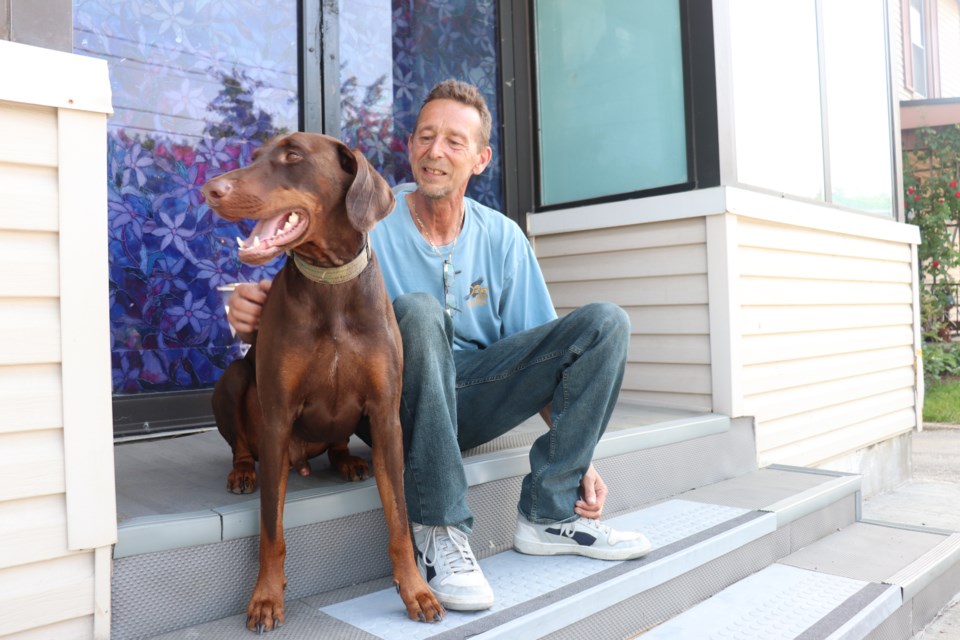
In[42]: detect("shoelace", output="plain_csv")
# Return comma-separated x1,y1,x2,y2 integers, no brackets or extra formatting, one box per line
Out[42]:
557,517,610,539
422,526,479,575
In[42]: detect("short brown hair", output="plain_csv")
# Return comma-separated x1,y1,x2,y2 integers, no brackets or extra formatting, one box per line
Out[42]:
419,80,492,150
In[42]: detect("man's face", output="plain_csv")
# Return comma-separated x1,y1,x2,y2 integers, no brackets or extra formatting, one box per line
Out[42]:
408,98,491,200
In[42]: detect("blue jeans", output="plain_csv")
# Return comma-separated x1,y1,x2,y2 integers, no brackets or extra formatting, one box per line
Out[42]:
388,293,630,534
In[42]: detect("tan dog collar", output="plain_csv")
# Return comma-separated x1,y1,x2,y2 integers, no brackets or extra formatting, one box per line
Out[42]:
289,241,371,285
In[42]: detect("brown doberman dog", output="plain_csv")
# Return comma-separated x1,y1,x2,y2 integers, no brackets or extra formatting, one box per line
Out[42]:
202,132,444,631
213,343,371,493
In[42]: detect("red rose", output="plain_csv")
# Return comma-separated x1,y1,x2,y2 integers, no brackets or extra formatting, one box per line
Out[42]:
951,180,957,188
916,195,922,201
940,198,946,203
908,186,916,194
934,261,941,268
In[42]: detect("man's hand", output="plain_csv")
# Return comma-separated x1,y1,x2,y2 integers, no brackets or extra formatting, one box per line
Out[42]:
228,279,272,343
538,405,608,520
575,463,607,520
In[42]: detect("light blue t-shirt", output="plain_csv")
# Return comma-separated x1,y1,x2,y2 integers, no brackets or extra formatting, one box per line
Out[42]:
370,184,557,350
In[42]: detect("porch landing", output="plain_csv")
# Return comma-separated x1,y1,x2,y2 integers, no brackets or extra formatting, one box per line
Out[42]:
112,404,726,558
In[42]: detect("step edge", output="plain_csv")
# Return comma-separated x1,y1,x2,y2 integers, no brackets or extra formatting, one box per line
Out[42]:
885,531,960,601
762,473,862,528
115,510,222,558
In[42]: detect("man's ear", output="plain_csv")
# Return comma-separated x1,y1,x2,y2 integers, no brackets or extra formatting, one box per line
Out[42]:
473,146,493,176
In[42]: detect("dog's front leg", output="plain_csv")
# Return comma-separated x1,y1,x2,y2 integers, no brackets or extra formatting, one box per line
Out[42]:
246,415,291,632
369,408,445,623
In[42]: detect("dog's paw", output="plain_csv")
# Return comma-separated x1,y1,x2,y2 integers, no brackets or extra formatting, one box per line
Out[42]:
397,579,445,623
337,456,370,482
227,468,257,494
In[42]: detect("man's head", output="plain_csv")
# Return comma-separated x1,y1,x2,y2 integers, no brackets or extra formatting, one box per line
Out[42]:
419,80,492,150
408,80,493,200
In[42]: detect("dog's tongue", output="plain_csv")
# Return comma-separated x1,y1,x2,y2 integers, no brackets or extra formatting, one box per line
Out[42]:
238,212,298,252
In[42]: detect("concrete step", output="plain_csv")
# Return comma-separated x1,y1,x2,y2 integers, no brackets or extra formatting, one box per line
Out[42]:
136,465,861,639
110,405,749,639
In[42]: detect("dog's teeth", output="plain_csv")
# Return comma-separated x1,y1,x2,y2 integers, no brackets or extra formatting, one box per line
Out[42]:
282,220,293,232
289,212,299,224
236,237,245,249
253,235,261,248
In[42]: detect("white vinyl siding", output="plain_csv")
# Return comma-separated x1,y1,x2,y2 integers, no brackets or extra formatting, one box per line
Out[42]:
529,185,920,471
736,218,918,467
0,40,113,639
536,217,712,411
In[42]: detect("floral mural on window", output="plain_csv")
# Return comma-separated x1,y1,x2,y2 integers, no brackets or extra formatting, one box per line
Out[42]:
74,0,298,395
74,0,500,398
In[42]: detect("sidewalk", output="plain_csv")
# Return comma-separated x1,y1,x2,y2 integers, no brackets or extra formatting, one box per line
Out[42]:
861,425,960,638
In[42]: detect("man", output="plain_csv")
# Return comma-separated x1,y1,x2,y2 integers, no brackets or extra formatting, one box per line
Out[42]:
227,80,650,612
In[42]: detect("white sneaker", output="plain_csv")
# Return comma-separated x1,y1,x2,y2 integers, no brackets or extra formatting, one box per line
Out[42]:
412,523,495,611
513,512,652,561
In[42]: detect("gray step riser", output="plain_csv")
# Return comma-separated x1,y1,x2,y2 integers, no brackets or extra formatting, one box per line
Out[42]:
113,426,756,640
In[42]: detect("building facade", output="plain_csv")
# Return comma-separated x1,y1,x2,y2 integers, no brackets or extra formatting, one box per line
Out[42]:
0,0,933,637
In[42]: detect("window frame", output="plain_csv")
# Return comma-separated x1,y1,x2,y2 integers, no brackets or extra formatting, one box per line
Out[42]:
903,0,940,98
499,0,719,216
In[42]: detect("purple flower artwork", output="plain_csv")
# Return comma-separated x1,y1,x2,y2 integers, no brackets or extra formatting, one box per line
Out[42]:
75,0,297,394
74,0,500,397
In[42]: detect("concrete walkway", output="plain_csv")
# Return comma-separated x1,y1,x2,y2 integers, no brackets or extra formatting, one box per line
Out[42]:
861,425,960,638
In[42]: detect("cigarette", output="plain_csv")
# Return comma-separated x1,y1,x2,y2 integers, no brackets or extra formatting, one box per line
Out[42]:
216,283,242,292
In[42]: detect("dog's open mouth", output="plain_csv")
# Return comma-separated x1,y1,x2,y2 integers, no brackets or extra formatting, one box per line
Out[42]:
236,210,308,264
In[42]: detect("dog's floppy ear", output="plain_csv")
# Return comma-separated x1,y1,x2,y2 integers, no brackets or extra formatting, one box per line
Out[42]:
339,144,396,232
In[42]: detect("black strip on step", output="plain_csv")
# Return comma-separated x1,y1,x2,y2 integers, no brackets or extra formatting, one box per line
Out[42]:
795,582,892,640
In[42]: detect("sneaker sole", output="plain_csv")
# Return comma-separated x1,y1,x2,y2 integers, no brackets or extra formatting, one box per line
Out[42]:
437,594,496,611
513,536,652,561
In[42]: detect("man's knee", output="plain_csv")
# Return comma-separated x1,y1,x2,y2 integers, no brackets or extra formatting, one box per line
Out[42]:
394,292,443,323
393,293,449,347
578,302,630,341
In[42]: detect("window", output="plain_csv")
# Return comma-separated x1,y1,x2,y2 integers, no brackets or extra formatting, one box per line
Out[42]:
76,0,506,434
729,1,825,202
822,0,893,214
728,0,895,217
910,0,928,97
532,0,689,208
75,0,299,433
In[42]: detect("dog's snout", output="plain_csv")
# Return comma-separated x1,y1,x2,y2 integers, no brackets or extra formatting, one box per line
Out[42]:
203,178,233,203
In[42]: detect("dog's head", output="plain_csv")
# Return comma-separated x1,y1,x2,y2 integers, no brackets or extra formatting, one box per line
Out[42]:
202,133,395,266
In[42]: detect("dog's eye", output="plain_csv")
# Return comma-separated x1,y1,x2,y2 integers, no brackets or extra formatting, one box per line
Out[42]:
284,150,302,163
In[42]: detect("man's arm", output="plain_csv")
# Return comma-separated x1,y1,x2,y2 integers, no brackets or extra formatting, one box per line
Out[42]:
227,280,272,343
539,402,607,520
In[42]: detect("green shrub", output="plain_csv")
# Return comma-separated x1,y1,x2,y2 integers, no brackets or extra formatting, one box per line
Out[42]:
923,341,960,381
